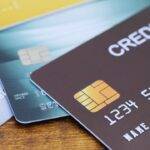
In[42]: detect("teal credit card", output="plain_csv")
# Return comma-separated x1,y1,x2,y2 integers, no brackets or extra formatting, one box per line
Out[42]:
0,0,149,124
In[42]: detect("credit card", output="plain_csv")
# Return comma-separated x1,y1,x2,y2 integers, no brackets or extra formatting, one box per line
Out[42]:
0,80,12,126
0,0,88,30
3,78,67,124
31,8,150,149
1,0,149,124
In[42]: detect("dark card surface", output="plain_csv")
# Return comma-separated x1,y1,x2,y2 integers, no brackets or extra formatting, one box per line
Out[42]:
31,8,150,149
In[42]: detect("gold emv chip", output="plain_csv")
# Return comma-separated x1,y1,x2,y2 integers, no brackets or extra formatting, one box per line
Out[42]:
74,80,120,113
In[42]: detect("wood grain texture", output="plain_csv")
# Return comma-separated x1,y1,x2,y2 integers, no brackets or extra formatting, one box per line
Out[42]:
0,117,105,150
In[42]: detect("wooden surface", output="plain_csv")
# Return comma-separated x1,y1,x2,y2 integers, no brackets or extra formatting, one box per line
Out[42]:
0,117,105,150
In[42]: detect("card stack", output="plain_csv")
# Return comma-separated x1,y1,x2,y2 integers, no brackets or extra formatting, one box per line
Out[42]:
0,0,149,149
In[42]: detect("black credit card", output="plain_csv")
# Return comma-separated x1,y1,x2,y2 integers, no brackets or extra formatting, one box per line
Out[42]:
31,8,150,149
